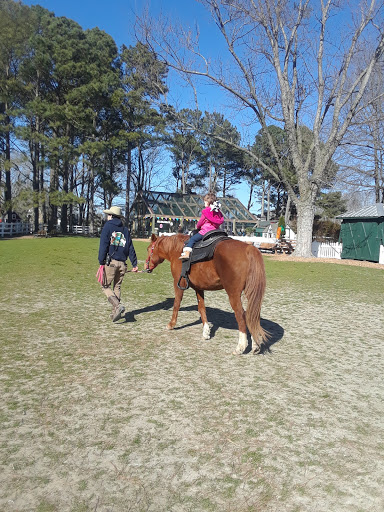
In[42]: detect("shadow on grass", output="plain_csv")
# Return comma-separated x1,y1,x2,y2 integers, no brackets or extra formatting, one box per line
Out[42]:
123,297,283,354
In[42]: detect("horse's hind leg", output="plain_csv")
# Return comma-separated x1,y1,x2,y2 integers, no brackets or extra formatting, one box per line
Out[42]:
167,282,184,330
227,293,248,355
251,336,261,354
196,289,210,339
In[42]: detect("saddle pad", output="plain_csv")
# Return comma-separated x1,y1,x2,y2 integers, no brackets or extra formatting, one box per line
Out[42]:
181,233,230,272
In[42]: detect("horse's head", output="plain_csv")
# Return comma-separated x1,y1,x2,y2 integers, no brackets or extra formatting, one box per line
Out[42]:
145,234,165,272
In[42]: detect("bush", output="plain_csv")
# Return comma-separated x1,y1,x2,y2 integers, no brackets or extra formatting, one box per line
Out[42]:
313,218,341,241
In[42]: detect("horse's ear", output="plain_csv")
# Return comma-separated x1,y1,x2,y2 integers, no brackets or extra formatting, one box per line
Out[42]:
151,234,157,242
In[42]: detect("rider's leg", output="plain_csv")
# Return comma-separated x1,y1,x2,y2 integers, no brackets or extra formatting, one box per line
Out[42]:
179,232,203,259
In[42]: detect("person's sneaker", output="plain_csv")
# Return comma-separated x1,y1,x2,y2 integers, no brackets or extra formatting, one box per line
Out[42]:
179,251,190,260
112,304,125,322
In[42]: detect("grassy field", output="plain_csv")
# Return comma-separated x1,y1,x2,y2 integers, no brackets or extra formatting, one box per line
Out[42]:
0,237,383,512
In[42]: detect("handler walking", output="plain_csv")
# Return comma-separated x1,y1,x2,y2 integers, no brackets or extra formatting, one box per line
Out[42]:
98,206,138,321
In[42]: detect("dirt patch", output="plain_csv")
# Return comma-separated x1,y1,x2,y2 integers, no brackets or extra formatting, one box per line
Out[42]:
0,244,383,512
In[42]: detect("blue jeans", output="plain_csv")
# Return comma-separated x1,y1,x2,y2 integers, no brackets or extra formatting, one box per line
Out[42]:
184,232,203,249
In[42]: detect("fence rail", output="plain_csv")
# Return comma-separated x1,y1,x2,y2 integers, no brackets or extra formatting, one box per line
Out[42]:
0,223,93,238
71,225,90,235
311,241,342,259
0,222,33,238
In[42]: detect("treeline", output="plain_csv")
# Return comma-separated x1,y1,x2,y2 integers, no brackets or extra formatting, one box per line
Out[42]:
0,0,373,237
0,0,270,232
0,1,167,231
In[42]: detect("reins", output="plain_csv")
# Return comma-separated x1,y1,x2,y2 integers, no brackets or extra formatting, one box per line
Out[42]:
145,241,157,271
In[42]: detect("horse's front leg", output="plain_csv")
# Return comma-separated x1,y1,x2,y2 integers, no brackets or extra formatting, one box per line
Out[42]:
195,289,210,340
167,280,184,330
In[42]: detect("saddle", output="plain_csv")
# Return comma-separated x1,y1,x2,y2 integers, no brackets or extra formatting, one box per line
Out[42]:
177,230,231,290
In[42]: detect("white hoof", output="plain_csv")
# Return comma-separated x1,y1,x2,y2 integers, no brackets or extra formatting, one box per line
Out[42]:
251,335,261,354
234,332,247,355
202,322,211,340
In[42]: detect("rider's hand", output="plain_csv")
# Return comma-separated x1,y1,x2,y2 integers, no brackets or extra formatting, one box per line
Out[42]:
132,266,139,272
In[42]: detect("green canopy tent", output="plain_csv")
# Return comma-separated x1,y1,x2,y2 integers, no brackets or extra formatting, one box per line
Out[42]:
337,203,384,262
129,191,258,237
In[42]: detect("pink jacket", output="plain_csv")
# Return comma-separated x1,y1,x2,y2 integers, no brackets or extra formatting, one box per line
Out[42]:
196,206,224,235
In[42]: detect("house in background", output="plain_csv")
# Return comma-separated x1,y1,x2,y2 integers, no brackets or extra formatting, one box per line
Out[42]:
0,211,22,223
337,203,384,263
255,219,296,240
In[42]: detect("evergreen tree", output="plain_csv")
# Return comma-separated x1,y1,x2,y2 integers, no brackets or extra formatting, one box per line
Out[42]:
0,0,34,221
163,107,204,194
120,42,168,222
198,112,243,196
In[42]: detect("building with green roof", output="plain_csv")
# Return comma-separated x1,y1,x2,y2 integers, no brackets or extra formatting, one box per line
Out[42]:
129,191,258,237
337,203,384,262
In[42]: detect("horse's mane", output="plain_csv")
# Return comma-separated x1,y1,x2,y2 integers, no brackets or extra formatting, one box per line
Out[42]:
158,234,188,256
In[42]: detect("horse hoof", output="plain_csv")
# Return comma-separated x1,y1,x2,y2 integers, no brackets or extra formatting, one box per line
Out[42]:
232,349,243,355
202,323,211,340
166,324,174,330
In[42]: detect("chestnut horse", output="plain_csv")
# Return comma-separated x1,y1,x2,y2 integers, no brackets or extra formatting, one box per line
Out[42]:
145,234,268,354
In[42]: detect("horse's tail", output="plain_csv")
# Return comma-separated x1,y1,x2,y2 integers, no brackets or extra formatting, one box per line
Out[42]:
244,245,269,345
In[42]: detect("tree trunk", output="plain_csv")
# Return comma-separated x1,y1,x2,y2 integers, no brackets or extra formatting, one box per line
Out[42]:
48,156,58,232
266,182,271,221
69,165,74,232
40,145,46,224
222,169,227,197
260,182,266,218
60,134,70,234
89,165,95,234
247,181,254,211
285,195,291,227
294,201,315,257
4,113,12,223
380,150,384,203
61,169,68,235
181,149,186,194
29,117,42,233
125,145,132,225
32,150,39,232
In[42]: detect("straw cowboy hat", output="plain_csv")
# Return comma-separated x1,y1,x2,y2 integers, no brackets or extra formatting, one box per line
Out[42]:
103,206,123,217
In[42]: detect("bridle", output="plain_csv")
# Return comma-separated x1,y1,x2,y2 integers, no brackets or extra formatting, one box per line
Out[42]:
145,241,157,272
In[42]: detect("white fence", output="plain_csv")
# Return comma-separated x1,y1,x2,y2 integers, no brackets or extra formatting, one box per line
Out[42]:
232,235,274,244
0,222,32,238
71,225,91,235
0,223,92,237
311,241,342,259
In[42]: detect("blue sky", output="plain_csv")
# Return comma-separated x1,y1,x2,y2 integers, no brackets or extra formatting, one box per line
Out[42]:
22,0,227,110
22,0,256,209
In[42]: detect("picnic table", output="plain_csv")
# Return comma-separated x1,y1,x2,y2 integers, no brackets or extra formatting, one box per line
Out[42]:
258,240,294,255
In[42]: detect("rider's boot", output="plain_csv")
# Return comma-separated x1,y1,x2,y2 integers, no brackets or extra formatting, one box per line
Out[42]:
179,247,192,260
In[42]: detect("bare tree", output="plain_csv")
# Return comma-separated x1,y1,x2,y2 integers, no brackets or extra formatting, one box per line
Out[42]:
340,58,384,203
137,0,384,256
